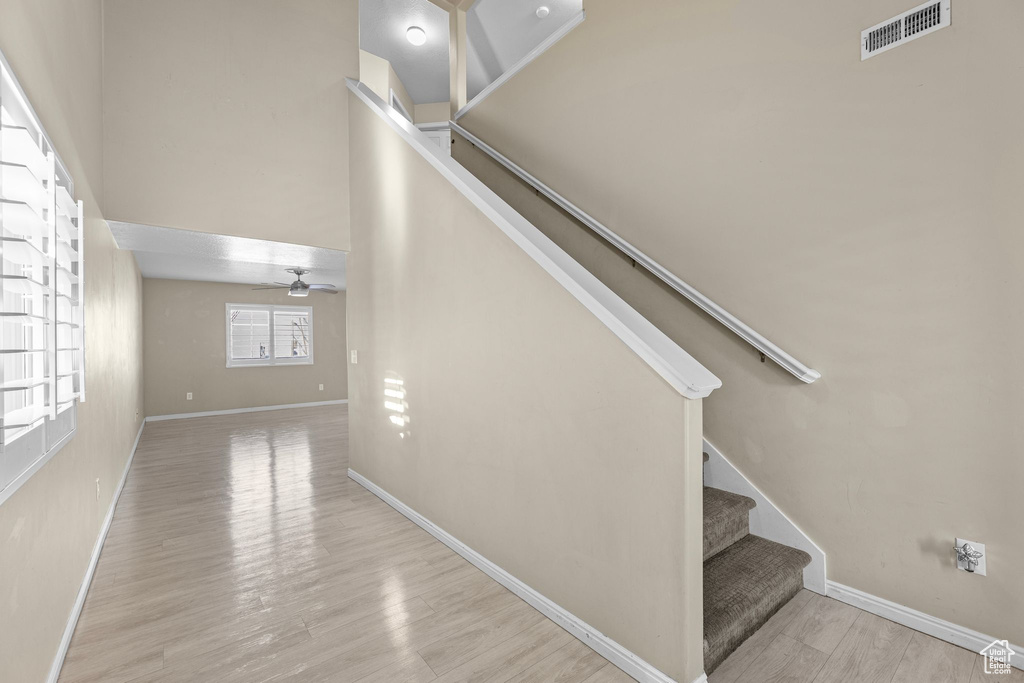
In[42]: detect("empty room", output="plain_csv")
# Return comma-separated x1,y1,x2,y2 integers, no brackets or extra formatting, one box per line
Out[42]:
0,1,1020,682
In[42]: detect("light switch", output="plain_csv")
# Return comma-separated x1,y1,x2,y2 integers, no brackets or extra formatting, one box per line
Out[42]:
350,350,358,364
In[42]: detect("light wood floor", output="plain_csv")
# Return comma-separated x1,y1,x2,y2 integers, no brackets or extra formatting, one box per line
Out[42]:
58,406,631,683
710,589,1021,683
59,405,1015,683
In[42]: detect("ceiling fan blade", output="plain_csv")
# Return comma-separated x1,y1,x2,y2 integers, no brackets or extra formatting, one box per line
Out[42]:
311,287,337,294
308,284,336,289
251,286,289,290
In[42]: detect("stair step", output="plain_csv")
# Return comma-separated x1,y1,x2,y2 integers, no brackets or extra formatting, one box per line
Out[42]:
703,487,755,561
703,534,812,673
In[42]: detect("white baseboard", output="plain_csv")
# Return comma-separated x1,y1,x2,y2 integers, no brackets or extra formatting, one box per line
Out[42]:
47,419,146,683
349,469,704,683
827,581,1023,671
702,438,826,595
455,10,585,121
147,399,348,422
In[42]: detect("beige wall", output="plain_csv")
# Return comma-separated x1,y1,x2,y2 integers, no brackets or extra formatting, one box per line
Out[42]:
456,0,1024,645
0,2,146,681
348,92,704,682
102,0,358,251
143,280,347,417
358,51,448,125
413,102,451,125
359,49,415,122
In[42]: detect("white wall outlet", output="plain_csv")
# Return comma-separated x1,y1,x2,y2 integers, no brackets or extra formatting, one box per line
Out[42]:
955,538,987,576
350,350,358,364
319,384,324,391
95,478,100,500
186,392,193,400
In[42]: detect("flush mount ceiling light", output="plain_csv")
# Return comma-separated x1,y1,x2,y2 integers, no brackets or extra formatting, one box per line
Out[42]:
536,6,550,18
406,26,427,46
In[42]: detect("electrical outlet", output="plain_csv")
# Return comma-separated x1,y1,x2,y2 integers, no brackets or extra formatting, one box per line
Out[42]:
186,392,192,400
350,349,358,364
95,478,100,500
955,538,987,576
319,384,324,391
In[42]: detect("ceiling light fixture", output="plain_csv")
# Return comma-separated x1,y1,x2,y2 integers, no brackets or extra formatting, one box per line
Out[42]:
406,26,427,46
536,6,550,18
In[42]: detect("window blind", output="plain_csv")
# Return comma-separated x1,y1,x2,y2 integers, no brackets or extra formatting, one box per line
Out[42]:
226,304,312,367
274,310,310,359
229,309,271,360
1,49,85,502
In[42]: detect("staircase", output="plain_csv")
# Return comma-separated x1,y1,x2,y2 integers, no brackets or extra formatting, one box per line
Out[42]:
702,453,812,673
440,118,815,678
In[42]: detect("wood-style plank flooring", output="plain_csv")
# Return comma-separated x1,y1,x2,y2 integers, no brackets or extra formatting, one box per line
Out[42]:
710,590,1021,683
59,405,1015,683
58,406,632,683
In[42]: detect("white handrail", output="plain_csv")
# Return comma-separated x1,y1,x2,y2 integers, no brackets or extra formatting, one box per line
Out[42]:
349,79,722,399
449,121,821,384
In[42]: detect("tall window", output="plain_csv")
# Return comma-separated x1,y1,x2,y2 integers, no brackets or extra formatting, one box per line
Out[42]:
1,51,86,504
226,304,312,367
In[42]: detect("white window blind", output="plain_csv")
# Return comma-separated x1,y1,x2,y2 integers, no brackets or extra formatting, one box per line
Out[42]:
230,309,270,361
274,310,310,360
226,304,312,367
1,49,86,505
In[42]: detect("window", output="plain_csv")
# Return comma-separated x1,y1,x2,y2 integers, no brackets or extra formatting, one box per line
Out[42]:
389,89,412,122
226,304,312,367
1,50,86,505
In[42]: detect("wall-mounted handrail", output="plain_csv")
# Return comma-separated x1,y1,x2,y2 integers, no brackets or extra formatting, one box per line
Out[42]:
449,121,821,384
349,79,722,399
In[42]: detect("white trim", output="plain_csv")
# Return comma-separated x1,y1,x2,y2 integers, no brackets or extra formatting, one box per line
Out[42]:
827,581,1023,671
47,419,146,683
389,89,413,122
455,10,586,121
702,438,826,594
348,469,705,683
448,121,821,385
0,424,77,506
416,121,450,132
348,79,720,399
146,399,347,422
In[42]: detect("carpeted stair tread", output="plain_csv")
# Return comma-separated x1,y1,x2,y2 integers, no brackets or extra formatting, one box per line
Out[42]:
703,534,812,673
703,487,756,561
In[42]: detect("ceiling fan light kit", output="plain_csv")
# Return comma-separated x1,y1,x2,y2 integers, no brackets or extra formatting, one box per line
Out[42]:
252,268,338,296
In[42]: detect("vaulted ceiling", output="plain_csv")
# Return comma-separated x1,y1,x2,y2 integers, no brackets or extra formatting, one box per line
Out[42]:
359,0,582,105
359,0,451,103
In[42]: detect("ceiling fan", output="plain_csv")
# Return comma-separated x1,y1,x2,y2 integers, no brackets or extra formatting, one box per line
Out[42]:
252,268,337,297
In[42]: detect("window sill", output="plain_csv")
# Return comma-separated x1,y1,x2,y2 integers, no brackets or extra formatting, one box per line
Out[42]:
226,358,314,368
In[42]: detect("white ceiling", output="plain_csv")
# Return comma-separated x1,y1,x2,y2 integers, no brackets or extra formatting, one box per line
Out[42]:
466,0,583,100
109,222,347,290
360,0,451,104
359,0,582,105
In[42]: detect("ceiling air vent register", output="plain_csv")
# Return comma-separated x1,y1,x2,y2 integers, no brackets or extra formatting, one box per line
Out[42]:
861,0,950,60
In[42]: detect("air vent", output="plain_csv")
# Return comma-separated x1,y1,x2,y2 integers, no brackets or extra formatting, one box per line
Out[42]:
861,0,950,60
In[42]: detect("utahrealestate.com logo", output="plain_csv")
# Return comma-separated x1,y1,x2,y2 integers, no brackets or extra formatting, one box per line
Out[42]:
981,640,1016,675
